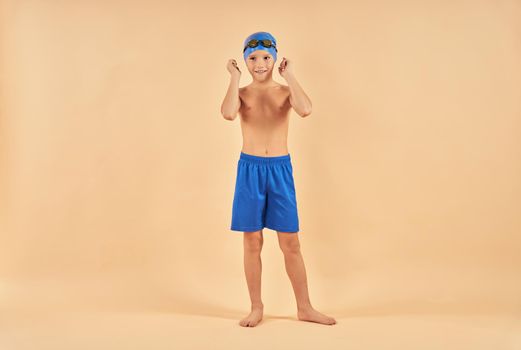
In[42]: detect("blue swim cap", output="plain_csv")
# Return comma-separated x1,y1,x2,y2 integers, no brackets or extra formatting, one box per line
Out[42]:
243,31,278,62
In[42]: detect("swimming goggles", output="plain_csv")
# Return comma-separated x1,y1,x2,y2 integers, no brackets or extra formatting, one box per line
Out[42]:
243,39,278,53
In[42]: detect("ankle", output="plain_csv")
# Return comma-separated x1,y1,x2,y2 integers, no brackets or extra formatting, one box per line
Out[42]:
297,303,313,312
251,303,264,309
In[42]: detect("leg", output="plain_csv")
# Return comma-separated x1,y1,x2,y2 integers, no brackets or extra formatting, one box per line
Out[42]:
239,229,264,327
277,231,336,325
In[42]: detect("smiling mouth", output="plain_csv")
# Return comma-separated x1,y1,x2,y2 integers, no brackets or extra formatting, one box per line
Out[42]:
255,70,267,73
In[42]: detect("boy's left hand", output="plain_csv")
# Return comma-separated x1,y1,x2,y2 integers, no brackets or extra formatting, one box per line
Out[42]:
278,57,294,79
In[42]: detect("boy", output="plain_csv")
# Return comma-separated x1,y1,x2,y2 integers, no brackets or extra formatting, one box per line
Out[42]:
221,31,337,327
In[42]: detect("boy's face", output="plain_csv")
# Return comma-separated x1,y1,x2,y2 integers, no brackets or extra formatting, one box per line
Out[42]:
245,50,275,79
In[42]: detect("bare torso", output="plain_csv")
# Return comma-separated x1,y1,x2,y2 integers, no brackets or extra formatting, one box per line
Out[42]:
238,83,292,157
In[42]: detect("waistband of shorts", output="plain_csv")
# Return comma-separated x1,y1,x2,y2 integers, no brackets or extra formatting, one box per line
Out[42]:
239,151,291,164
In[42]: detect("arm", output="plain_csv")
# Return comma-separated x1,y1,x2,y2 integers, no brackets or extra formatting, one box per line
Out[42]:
221,59,242,121
279,57,312,117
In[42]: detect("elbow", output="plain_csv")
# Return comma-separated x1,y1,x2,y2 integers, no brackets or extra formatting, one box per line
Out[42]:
222,112,237,121
300,108,312,118
299,102,312,117
221,107,236,121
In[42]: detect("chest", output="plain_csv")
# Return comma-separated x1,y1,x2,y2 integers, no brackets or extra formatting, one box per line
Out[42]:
239,90,291,113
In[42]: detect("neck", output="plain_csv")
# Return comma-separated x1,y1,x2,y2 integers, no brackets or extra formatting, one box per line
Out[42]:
250,75,278,89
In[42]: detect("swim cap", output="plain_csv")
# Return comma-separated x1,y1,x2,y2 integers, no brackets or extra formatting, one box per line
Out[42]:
243,31,278,62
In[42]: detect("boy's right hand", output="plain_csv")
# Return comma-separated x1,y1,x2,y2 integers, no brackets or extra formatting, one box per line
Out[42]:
227,59,241,78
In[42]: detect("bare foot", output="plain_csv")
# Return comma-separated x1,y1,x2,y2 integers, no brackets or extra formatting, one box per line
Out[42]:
297,306,337,325
239,305,264,327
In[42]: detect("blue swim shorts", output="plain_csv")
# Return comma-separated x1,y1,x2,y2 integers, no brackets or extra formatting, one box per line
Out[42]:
230,152,299,233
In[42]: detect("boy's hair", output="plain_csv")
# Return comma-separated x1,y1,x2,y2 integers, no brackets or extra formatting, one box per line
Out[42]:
243,31,278,62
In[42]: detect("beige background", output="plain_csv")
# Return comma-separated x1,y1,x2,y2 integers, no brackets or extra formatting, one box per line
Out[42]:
1,0,520,349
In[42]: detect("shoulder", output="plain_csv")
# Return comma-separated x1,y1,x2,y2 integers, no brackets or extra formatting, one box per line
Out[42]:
279,84,292,100
279,84,291,96
239,87,250,104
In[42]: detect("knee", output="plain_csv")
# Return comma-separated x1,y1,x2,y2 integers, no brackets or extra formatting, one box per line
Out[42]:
279,239,301,255
244,235,263,254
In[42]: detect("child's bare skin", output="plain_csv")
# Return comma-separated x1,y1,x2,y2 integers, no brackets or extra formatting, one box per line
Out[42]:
221,50,337,327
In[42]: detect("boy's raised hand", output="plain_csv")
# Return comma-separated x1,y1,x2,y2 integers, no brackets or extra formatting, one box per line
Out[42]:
278,57,293,78
227,59,241,77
